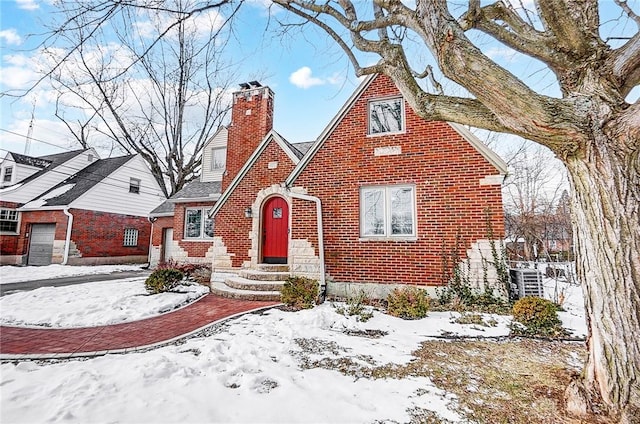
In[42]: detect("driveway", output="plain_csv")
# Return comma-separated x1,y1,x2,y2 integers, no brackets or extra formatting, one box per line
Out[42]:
0,270,150,297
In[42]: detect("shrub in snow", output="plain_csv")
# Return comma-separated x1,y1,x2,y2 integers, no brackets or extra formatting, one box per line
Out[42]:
386,286,430,320
334,290,374,322
145,268,185,294
511,296,566,337
281,276,319,310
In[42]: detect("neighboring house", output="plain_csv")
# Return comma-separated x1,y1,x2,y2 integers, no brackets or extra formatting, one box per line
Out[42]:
0,149,165,266
153,74,507,299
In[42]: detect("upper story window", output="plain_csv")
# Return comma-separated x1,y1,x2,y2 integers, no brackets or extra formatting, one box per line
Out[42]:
0,209,19,233
211,147,226,171
184,208,214,239
368,97,404,135
129,178,141,194
360,185,416,238
3,167,13,183
123,228,139,247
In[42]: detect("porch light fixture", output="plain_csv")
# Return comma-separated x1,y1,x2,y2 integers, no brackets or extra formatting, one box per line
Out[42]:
244,207,253,218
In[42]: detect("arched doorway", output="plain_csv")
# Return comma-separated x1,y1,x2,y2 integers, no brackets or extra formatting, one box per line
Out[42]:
262,196,288,264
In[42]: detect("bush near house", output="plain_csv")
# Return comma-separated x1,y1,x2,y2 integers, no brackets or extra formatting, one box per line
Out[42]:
281,276,319,310
511,296,567,337
386,286,430,320
145,268,185,294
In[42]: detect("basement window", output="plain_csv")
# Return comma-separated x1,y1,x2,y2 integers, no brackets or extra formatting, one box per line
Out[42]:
0,209,19,233
123,228,139,247
360,185,416,238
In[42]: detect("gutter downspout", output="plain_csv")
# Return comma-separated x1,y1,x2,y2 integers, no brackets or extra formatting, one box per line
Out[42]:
62,208,73,265
286,191,326,299
147,217,157,269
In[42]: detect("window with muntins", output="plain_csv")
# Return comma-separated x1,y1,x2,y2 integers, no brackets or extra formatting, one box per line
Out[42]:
123,228,139,246
184,208,214,239
0,209,19,233
368,97,404,135
211,148,226,171
360,185,416,238
129,178,141,194
3,167,13,183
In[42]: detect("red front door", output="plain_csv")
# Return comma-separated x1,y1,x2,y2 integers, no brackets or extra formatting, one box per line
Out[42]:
262,196,288,264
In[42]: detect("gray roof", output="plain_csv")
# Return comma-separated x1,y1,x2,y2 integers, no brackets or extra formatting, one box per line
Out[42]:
26,155,134,207
170,180,221,201
290,141,314,157
8,152,52,168
10,149,87,187
150,200,175,217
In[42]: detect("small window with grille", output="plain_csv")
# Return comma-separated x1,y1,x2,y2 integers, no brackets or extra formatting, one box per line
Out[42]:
123,228,139,246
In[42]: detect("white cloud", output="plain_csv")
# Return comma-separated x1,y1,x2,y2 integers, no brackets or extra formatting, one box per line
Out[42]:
289,67,325,89
16,0,39,11
0,29,22,46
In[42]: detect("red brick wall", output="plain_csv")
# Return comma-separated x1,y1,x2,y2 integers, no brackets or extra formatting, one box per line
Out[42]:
0,201,21,256
172,202,215,258
222,86,274,191
292,74,505,287
69,209,150,257
216,139,296,267
5,208,151,260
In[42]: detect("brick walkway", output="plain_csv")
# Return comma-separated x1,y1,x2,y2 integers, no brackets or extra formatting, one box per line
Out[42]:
0,295,278,360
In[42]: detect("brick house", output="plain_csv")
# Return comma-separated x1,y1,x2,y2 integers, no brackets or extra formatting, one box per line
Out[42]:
0,149,165,266
153,74,507,299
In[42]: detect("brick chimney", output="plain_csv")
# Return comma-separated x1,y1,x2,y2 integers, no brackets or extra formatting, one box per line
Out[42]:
222,81,274,190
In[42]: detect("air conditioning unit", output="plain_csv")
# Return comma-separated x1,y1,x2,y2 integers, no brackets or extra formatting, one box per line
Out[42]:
509,268,544,299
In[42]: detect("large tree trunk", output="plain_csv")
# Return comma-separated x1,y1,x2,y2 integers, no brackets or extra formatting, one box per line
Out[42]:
564,132,640,423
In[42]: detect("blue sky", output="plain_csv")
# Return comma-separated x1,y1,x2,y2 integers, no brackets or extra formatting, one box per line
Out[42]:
0,0,637,160
0,0,363,157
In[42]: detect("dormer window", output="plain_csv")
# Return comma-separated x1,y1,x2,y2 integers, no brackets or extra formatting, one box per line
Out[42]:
211,147,226,171
368,97,404,135
129,178,141,194
3,167,13,183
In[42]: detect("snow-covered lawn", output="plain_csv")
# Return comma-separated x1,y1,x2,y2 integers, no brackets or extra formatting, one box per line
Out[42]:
0,264,145,285
0,278,209,328
0,274,587,423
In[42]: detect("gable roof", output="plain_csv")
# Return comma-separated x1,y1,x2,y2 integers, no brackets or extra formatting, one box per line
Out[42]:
9,149,88,187
285,74,377,186
169,181,222,203
208,130,301,217
19,155,134,209
6,152,52,169
285,74,507,186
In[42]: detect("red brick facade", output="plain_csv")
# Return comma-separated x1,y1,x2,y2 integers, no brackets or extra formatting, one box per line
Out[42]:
215,138,296,267
1,207,150,265
290,75,504,286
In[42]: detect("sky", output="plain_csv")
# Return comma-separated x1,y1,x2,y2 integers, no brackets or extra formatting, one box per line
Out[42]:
0,0,637,162
0,264,586,422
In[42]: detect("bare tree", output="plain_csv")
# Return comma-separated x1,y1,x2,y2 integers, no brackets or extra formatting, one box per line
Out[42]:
503,142,567,261
268,0,640,421
42,0,241,197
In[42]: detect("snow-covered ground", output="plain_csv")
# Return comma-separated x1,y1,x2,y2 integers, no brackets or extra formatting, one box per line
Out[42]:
0,271,586,423
0,278,209,328
0,264,145,285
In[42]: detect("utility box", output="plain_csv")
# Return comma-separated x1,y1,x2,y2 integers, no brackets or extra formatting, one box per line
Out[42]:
509,268,544,299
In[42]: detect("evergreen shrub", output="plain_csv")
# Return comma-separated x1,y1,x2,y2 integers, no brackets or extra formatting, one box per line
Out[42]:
386,286,430,320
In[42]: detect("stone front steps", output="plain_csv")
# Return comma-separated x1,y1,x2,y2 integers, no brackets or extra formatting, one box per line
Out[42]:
210,265,289,301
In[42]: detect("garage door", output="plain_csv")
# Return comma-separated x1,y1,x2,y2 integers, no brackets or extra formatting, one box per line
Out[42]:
28,224,56,266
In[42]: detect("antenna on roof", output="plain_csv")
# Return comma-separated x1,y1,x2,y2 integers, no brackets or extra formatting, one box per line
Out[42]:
24,100,36,156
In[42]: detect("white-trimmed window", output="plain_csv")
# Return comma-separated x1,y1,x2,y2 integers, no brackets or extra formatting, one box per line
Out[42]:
123,228,139,246
0,209,19,233
211,147,226,171
368,97,404,135
3,167,13,183
360,185,416,238
184,208,214,239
